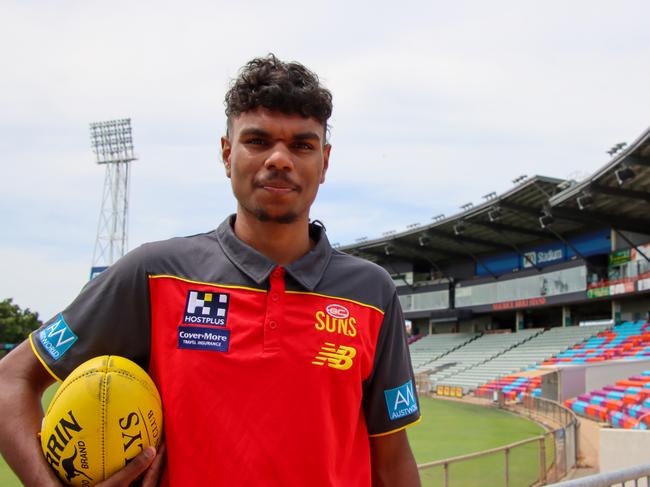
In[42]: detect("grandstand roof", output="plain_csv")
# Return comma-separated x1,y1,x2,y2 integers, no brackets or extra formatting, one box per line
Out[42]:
342,176,593,272
548,125,650,236
341,126,650,274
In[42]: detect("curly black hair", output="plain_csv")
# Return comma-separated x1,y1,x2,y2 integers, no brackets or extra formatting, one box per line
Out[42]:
225,54,333,138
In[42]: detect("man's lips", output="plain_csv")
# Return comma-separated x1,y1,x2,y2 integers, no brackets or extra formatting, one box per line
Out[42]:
263,185,294,194
256,179,299,193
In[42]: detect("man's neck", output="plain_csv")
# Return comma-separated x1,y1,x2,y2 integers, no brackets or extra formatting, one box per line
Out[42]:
233,210,313,266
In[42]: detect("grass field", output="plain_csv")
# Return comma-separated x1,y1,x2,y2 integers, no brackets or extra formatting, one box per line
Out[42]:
409,397,554,487
1,393,549,486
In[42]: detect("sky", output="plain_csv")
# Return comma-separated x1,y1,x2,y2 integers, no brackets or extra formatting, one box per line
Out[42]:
1,0,650,321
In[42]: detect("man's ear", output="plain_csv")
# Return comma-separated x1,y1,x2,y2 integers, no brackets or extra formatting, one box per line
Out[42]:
221,136,232,178
320,144,331,184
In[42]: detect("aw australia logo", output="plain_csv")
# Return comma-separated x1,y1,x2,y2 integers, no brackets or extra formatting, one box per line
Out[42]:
314,303,357,337
312,342,356,371
384,380,419,421
183,290,229,326
39,315,78,361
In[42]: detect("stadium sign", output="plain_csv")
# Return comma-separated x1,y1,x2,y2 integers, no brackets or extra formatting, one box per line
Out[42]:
609,249,631,266
492,297,547,311
90,266,109,280
522,245,564,269
436,385,463,398
588,279,638,298
587,287,610,299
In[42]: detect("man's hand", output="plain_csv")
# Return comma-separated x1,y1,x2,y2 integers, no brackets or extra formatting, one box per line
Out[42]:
0,341,167,487
97,442,166,487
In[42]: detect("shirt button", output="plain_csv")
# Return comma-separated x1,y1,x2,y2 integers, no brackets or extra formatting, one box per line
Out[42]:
271,293,279,302
273,268,284,278
269,320,278,330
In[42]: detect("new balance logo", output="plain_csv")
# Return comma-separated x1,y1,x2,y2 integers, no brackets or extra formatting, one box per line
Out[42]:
183,290,229,326
312,343,356,370
39,315,78,361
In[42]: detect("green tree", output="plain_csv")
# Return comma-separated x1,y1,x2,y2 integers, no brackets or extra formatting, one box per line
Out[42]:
0,298,42,355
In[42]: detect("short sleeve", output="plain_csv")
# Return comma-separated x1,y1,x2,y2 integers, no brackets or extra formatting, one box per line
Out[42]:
362,291,420,436
29,245,152,381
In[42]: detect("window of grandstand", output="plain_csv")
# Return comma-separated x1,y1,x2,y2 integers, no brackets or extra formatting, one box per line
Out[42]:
398,289,450,312
455,265,587,308
391,272,413,286
391,269,443,287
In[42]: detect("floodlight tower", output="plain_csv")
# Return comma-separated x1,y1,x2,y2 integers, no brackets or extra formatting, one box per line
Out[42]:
89,118,136,278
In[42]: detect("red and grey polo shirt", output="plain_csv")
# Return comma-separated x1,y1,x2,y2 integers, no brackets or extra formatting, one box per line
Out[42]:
30,216,420,486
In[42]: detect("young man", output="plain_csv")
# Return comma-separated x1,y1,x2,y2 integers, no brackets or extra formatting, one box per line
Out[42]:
0,55,421,486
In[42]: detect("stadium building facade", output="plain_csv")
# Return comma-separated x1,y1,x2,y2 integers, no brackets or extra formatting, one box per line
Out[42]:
340,126,650,337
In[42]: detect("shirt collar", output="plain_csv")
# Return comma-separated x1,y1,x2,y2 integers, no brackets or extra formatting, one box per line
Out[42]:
215,215,333,291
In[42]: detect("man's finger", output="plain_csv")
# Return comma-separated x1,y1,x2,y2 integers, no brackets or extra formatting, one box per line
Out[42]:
142,441,166,487
97,447,156,487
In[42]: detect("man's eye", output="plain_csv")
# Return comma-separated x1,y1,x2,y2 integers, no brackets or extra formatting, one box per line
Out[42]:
245,138,267,145
293,142,313,150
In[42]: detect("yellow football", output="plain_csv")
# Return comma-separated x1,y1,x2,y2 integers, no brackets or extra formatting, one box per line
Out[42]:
40,355,163,486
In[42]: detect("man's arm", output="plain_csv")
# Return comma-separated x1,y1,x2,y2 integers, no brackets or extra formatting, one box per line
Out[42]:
0,340,61,486
369,430,421,487
0,340,161,487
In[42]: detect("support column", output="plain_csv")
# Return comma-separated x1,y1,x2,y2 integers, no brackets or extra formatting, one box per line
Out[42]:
516,310,525,331
611,228,618,251
562,306,572,327
612,300,622,325
428,320,433,335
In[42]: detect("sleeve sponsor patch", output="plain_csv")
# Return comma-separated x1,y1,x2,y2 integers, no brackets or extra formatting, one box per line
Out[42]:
39,314,78,361
384,380,418,421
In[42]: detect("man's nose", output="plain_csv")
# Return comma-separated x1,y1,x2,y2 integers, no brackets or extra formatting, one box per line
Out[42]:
264,144,294,171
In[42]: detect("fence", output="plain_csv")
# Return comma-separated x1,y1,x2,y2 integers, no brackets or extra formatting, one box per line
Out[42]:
417,394,578,487
547,463,650,487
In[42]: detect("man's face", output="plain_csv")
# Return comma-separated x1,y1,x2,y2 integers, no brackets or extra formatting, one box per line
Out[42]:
221,107,331,224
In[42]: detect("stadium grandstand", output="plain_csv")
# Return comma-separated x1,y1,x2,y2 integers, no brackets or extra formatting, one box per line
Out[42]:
340,125,650,483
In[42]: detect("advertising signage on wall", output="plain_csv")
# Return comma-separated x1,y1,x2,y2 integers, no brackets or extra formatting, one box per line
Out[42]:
522,246,564,269
476,229,610,277
492,297,547,311
461,291,584,313
588,279,641,298
90,266,109,280
588,279,638,298
588,243,650,298
609,249,631,266
587,287,610,299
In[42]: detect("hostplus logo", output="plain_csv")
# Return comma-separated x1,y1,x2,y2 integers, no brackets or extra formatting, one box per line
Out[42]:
183,290,229,326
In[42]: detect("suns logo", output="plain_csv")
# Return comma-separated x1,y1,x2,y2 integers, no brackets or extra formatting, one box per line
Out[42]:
326,304,349,319
314,304,357,337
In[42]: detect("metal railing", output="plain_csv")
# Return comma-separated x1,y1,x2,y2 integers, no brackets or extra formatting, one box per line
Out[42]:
417,394,578,487
547,463,650,487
